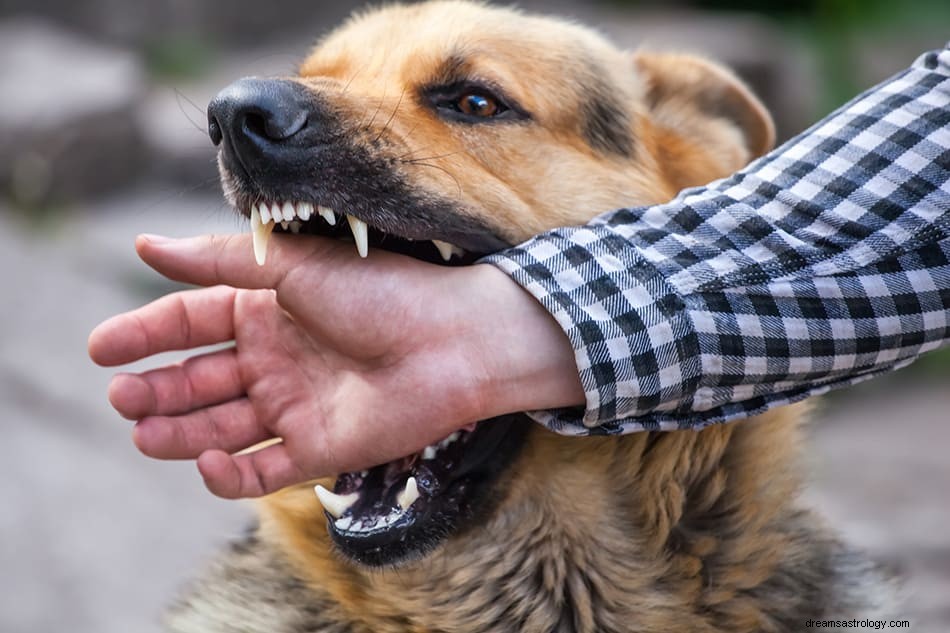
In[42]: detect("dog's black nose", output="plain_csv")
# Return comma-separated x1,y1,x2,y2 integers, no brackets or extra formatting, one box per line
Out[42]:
207,78,310,154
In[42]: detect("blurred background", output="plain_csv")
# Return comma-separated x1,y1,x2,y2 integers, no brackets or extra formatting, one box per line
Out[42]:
0,0,947,631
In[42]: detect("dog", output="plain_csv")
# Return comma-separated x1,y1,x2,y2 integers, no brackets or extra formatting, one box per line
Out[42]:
168,2,896,631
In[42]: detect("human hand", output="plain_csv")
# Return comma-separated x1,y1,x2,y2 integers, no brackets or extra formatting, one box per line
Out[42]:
88,234,583,498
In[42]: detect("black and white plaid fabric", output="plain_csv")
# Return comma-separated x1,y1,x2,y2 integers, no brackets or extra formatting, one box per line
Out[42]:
484,44,950,435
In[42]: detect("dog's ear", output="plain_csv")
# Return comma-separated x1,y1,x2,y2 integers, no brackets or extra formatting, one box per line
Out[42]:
633,52,775,189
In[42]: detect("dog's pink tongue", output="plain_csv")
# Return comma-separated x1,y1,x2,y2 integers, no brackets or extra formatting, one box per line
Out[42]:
461,422,477,432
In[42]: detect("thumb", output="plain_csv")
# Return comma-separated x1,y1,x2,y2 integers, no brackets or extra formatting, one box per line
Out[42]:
135,233,333,291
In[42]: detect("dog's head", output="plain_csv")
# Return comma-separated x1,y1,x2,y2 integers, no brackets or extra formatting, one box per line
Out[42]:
208,0,774,567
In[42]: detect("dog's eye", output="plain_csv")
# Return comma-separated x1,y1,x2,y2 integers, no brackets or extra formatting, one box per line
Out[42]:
456,92,501,117
426,83,525,123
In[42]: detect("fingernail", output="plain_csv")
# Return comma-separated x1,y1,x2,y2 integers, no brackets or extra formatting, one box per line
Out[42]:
139,233,173,244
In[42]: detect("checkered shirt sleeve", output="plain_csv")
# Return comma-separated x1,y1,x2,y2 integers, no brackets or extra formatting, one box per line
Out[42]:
484,45,950,435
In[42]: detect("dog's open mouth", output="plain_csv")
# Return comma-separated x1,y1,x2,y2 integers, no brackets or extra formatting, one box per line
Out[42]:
234,195,529,566
245,199,483,267
318,415,528,566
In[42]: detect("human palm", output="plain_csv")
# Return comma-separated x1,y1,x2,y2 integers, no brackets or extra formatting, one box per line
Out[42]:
89,233,582,498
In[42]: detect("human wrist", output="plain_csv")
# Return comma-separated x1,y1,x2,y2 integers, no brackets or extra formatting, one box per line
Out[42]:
459,264,584,420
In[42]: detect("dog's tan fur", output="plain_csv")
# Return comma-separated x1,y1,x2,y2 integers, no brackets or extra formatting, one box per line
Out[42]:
168,3,894,631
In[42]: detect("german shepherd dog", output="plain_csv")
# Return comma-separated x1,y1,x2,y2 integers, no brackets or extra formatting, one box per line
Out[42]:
169,2,896,631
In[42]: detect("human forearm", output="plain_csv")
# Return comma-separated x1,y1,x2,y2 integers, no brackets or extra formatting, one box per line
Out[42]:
486,44,950,433
460,264,585,419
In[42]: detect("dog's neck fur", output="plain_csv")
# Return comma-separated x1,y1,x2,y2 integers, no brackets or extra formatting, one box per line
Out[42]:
168,406,894,632
212,405,868,633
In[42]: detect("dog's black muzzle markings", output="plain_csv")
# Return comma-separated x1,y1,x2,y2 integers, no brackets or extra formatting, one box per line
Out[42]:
207,77,510,263
207,77,531,566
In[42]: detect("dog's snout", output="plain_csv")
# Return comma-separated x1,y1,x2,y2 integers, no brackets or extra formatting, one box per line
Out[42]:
207,78,311,156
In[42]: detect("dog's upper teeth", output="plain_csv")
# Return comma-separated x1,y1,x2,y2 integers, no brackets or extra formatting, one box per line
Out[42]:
396,477,420,511
347,214,369,258
296,202,313,221
250,203,276,266
432,240,454,261
259,203,272,225
318,205,336,225
432,240,465,261
280,201,294,223
314,484,360,519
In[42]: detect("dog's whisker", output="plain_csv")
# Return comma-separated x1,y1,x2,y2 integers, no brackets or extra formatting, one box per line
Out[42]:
174,88,210,137
372,89,407,145
363,89,388,135
402,150,462,163
404,160,462,198
340,65,365,96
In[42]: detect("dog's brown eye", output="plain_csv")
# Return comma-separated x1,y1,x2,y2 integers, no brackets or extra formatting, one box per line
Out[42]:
427,82,525,123
457,93,499,117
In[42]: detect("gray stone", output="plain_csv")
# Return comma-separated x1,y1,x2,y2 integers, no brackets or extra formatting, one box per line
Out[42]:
3,0,357,47
0,19,145,207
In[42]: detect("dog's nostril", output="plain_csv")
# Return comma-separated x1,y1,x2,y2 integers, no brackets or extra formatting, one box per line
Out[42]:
242,111,269,140
239,109,307,144
208,78,312,154
208,117,223,146
259,109,308,142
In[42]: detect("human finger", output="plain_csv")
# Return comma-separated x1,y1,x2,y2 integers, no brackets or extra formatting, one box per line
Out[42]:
134,233,336,292
88,285,238,366
132,398,272,460
107,347,243,420
196,445,308,499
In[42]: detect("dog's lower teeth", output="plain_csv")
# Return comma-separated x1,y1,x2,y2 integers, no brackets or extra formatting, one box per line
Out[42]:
314,485,360,519
396,477,420,511
439,432,460,449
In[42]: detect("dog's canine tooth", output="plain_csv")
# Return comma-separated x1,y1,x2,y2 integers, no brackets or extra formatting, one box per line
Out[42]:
258,202,272,225
314,485,360,519
250,204,276,266
432,240,455,261
396,477,420,511
297,202,313,221
282,201,296,222
318,205,336,225
347,214,369,258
